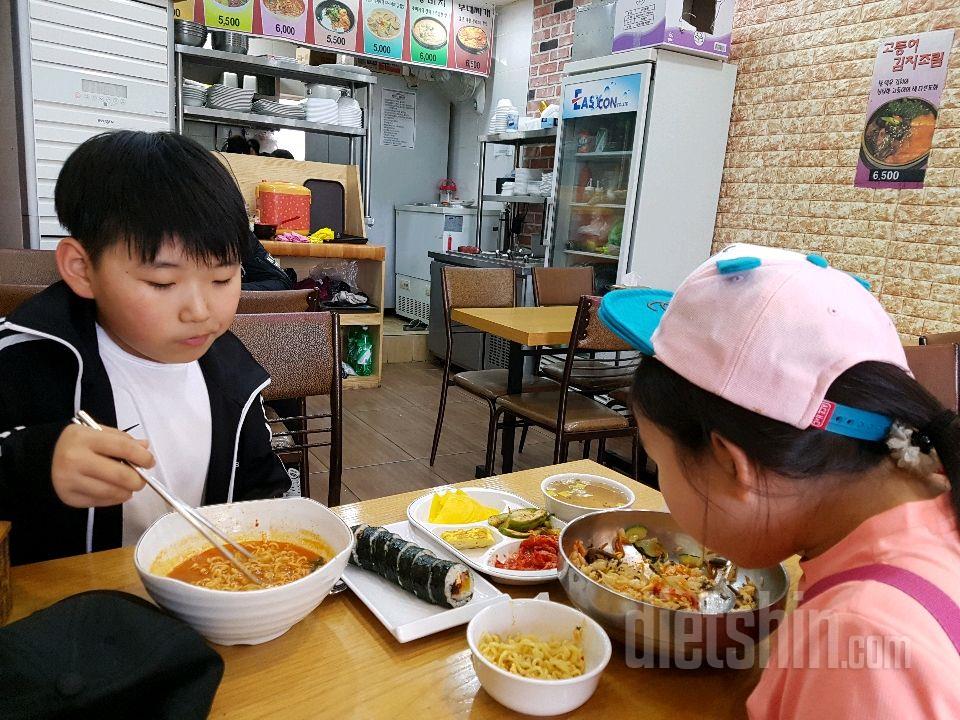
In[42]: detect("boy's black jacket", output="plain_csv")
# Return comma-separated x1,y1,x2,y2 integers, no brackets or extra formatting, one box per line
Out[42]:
0,282,290,565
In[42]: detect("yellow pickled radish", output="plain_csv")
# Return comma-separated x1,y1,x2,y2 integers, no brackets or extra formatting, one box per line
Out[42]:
428,489,499,524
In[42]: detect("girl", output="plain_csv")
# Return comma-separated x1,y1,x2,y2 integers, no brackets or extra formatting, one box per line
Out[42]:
599,243,960,719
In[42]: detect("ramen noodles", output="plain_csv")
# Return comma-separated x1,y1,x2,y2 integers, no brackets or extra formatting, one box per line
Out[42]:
366,9,401,40
478,630,585,680
167,540,326,591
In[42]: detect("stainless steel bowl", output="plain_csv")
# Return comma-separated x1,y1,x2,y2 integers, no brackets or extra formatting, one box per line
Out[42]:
211,30,249,54
558,509,789,668
174,20,207,47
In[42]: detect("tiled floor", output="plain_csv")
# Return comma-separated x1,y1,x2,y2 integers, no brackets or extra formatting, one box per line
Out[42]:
304,361,635,504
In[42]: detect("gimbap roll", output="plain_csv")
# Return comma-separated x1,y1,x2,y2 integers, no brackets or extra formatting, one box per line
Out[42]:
382,535,412,585
349,524,369,566
409,553,442,603
397,545,432,592
356,526,385,571
427,559,473,608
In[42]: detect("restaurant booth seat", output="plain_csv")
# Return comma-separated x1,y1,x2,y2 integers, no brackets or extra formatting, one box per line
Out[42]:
492,295,645,479
904,342,960,413
229,311,343,506
0,249,60,286
430,267,558,476
0,283,45,318
919,331,960,347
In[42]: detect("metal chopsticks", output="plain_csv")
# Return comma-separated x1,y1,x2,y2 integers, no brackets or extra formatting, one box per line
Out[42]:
71,410,265,588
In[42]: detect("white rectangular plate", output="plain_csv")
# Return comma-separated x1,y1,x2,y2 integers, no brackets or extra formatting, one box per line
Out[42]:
341,521,508,643
407,487,565,586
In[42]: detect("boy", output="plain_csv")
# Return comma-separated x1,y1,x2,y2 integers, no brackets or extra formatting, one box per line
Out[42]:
0,131,289,566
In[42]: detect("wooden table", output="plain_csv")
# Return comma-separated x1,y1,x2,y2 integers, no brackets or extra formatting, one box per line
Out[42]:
9,460,795,719
450,306,577,473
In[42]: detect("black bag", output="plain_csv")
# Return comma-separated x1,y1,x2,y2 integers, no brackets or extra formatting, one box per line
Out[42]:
0,591,223,720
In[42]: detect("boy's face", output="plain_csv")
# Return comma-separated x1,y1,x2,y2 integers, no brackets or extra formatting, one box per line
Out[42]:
86,241,241,363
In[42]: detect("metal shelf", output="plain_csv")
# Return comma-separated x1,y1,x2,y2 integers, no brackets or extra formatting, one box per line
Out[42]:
564,249,618,261
572,150,632,159
183,105,365,137
175,45,377,87
478,128,557,145
568,201,627,209
482,194,550,204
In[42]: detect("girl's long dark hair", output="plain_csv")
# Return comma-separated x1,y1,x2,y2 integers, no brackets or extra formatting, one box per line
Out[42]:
631,358,960,524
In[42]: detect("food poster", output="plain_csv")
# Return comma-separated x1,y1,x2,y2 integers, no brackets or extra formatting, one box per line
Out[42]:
312,0,361,52
408,0,452,67
450,3,492,75
203,0,255,33
362,0,408,60
855,29,954,189
173,0,196,22
257,0,309,42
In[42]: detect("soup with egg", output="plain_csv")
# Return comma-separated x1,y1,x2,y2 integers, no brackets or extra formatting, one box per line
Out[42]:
546,478,628,509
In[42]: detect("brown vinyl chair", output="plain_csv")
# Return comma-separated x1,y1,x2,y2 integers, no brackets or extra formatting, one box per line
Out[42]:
230,311,343,506
0,284,45,317
0,249,60,286
904,343,959,413
532,266,636,396
492,295,645,476
430,267,557,474
237,289,319,314
919,331,960,347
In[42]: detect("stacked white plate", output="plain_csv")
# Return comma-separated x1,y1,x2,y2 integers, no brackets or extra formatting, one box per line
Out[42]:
488,99,518,133
181,82,207,108
206,84,254,112
252,99,306,120
513,167,541,195
539,171,554,197
337,96,362,128
305,83,340,100
305,97,338,125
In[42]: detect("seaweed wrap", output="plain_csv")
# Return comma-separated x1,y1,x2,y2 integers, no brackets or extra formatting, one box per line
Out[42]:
397,546,432,592
382,535,412,585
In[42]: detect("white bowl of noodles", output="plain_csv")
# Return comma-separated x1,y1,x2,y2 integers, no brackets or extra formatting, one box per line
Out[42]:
135,497,353,645
466,596,611,716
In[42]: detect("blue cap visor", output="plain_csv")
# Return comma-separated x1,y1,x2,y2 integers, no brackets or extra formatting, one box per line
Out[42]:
598,288,673,356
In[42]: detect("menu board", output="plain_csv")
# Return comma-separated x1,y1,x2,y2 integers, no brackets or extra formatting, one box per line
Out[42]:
450,3,492,75
189,0,493,76
362,0,407,60
409,0,452,67
257,0,310,42
203,0,254,33
312,0,361,52
173,0,195,21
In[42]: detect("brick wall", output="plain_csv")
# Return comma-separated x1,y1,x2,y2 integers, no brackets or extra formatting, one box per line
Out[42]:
715,0,960,339
526,0,581,115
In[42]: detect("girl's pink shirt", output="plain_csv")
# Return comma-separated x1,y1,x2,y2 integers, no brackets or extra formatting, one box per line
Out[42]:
748,491,960,720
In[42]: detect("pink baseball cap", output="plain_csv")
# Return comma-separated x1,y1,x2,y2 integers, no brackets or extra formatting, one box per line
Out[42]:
599,243,911,441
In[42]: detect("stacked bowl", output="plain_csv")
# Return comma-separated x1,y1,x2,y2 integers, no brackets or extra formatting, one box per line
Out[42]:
252,99,306,120
488,99,518,133
337,96,362,128
206,84,255,112
174,20,207,47
305,97,338,125
513,167,542,196
181,80,208,108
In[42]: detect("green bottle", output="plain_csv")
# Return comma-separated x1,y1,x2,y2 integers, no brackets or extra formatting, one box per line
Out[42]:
348,326,374,376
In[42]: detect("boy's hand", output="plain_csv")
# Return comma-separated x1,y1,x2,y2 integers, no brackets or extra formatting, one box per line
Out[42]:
51,424,155,508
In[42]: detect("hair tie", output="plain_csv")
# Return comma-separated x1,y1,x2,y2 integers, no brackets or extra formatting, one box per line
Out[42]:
887,420,941,476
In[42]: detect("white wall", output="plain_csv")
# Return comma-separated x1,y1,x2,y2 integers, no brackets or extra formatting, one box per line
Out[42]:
447,0,532,202
0,2,25,248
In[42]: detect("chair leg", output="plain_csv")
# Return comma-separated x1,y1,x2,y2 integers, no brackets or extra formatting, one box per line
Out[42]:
582,440,591,459
430,375,451,466
485,406,503,476
559,441,569,463
597,438,606,465
519,425,529,454
299,397,310,498
632,431,641,482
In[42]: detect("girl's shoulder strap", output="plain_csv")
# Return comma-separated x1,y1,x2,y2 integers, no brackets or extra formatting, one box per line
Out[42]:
800,563,960,654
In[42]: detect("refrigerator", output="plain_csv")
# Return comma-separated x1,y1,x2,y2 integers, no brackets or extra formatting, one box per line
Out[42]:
544,48,737,292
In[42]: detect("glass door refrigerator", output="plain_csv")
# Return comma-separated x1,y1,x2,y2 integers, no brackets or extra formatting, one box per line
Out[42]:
545,49,737,293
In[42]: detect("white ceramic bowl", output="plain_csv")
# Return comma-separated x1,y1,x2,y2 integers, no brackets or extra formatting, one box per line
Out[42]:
135,497,353,645
541,472,635,522
467,597,612,716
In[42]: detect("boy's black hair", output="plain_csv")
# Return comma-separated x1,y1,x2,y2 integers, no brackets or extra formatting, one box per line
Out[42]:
223,135,251,154
631,357,960,525
270,149,294,159
55,131,248,266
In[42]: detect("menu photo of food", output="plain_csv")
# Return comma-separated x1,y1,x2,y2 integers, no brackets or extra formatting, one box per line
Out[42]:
313,0,361,52
204,0,255,32
362,0,407,59
409,0,452,67
259,0,309,42
451,4,492,75
861,98,938,171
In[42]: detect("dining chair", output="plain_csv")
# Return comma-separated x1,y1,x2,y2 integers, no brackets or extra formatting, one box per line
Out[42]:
531,266,594,307
230,311,343,506
0,283,46,318
919,331,960,346
904,343,959,413
430,266,557,475
492,295,645,478
237,288,319,314
0,249,60,286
